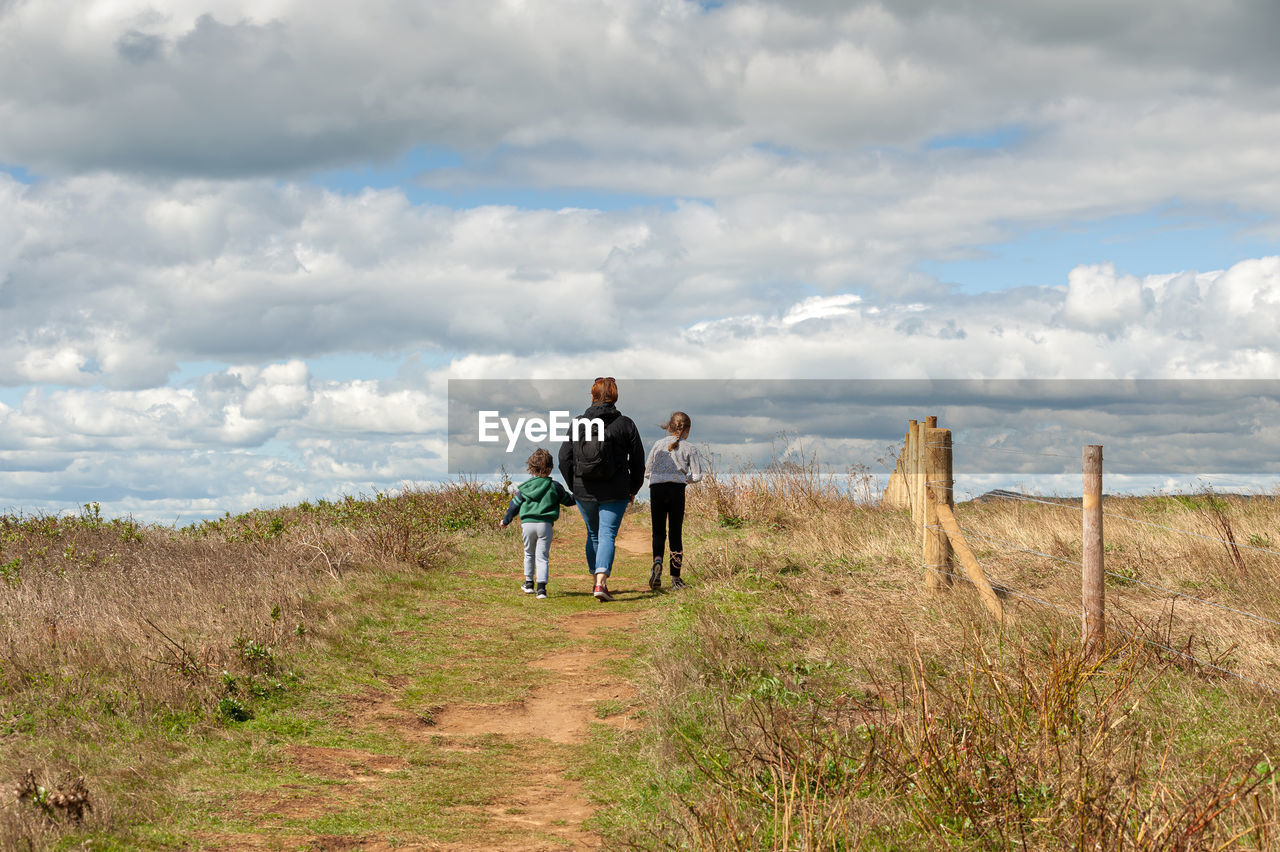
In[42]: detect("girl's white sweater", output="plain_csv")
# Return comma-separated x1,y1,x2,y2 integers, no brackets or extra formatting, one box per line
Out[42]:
645,435,705,485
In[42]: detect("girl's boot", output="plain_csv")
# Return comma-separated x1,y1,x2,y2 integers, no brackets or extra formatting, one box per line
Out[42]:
669,551,685,589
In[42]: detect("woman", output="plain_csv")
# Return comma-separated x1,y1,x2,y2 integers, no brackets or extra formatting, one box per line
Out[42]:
557,377,645,601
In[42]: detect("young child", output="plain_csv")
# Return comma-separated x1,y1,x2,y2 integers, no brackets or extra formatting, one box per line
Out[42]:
499,448,575,599
644,411,705,590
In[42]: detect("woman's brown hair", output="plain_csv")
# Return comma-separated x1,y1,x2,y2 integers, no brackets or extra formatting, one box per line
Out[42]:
591,376,618,404
662,411,691,451
526,448,553,476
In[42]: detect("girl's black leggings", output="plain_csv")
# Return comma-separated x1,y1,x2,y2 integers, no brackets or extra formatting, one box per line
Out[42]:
650,482,686,560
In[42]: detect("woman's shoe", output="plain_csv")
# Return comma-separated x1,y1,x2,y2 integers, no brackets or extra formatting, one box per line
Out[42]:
593,578,614,602
649,557,663,590
522,580,535,594
536,583,548,599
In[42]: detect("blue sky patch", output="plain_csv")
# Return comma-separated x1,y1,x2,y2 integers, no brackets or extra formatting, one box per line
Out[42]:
919,205,1280,292
313,144,679,211
313,146,464,197
0,386,28,408
0,162,38,184
925,125,1029,151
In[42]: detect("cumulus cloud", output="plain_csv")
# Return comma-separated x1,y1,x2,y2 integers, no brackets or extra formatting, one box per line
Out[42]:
0,359,447,518
7,170,1278,396
5,256,1280,519
1059,263,1152,332
3,0,1280,183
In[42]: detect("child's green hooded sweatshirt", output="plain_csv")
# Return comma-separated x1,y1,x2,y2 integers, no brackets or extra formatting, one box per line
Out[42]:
502,476,575,524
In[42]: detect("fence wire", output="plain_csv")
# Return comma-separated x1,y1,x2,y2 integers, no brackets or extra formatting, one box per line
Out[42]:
925,520,1280,631
922,564,1280,696
901,439,1280,694
1101,510,1280,558
924,441,1073,459
941,484,1280,559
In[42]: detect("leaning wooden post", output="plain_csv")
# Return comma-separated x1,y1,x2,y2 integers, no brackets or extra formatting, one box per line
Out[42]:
1082,445,1105,659
924,426,952,591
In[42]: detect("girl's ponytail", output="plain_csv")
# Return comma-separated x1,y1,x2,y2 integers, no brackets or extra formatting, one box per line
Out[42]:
661,411,692,452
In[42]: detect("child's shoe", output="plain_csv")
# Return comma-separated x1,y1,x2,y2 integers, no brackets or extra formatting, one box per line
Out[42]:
669,551,685,589
536,583,548,599
522,580,535,594
649,557,663,590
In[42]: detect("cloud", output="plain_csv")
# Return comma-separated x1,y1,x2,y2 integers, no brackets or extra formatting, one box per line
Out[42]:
0,358,448,517
6,252,1280,519
8,171,1278,396
1059,263,1152,332
4,0,1280,182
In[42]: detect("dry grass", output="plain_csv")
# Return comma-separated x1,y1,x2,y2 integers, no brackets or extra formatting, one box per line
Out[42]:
611,464,1280,849
0,483,507,849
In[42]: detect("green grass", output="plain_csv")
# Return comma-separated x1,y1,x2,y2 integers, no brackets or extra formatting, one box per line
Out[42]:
2,495,664,849
15,482,1280,849
123,531,624,847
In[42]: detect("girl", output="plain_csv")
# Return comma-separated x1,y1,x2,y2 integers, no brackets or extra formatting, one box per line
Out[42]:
645,411,705,590
500,448,575,599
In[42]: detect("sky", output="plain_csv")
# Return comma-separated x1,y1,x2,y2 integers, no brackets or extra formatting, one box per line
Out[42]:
4,0,1280,521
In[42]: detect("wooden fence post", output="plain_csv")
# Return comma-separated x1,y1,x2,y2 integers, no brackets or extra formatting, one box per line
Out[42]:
914,417,934,530
1082,445,1105,659
905,420,918,521
924,426,952,591
914,419,928,541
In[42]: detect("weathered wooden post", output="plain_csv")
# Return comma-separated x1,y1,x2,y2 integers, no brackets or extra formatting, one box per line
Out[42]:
924,425,952,590
1082,445,1105,659
914,416,934,530
905,420,918,521
914,419,927,535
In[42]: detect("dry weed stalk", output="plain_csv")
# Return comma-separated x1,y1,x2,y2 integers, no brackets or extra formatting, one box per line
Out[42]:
14,770,92,823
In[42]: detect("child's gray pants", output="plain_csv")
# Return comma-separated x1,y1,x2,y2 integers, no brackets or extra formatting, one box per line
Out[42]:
521,521,554,583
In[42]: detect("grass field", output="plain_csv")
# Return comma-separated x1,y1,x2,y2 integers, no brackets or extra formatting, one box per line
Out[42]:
4,466,1280,849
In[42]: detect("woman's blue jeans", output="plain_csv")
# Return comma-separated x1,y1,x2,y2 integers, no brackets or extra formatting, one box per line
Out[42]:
577,499,628,577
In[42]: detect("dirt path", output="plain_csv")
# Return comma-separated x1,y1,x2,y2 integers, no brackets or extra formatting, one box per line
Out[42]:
198,518,657,852
417,523,654,849
428,607,640,850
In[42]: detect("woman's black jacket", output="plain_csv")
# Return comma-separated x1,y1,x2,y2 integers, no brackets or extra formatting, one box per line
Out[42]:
557,402,645,503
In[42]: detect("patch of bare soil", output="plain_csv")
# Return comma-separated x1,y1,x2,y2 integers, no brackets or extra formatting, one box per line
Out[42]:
233,786,337,821
340,688,440,743
283,746,409,781
444,744,599,851
612,526,651,556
